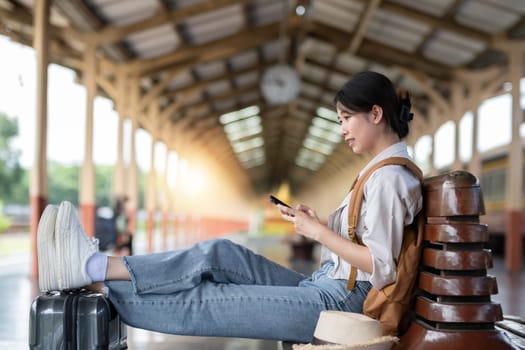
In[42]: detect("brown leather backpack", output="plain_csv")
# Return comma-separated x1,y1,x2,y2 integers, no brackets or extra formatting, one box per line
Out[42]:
346,157,424,337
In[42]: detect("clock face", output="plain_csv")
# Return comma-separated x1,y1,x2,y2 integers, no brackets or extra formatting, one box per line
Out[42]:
261,64,300,105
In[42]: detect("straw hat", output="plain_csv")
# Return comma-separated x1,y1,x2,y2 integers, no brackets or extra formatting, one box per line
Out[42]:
292,311,398,350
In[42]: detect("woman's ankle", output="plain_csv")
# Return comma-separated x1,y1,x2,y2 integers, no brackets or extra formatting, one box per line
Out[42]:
106,256,132,281
86,252,108,282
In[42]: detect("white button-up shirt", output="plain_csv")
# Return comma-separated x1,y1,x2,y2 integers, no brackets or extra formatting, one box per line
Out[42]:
320,142,423,289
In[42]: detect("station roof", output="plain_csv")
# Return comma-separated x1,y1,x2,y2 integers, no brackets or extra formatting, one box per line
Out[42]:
1,0,524,193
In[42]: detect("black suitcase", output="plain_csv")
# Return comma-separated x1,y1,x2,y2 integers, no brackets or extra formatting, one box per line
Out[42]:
29,290,127,349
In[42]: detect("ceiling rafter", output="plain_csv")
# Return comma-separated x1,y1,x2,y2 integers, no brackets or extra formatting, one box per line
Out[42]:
129,18,299,76
347,0,382,54
381,1,492,46
82,0,249,46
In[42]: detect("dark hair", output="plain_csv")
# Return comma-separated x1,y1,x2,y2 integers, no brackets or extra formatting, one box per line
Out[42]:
333,71,413,138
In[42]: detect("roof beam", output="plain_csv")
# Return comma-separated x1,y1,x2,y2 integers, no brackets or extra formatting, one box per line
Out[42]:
348,0,381,54
381,0,492,46
82,0,249,47
128,19,298,76
307,22,452,80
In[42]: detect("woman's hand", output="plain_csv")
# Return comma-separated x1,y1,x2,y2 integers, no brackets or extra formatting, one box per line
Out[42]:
278,204,325,241
278,203,373,273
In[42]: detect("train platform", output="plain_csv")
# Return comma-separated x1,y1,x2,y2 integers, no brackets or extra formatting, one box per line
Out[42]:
0,230,523,349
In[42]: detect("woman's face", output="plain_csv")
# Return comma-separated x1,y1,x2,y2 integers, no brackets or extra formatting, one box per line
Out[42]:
336,102,382,155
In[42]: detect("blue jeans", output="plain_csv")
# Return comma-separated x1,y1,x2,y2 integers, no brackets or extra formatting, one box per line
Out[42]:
105,238,372,342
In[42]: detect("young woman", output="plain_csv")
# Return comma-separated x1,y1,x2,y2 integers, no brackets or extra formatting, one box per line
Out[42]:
37,71,422,343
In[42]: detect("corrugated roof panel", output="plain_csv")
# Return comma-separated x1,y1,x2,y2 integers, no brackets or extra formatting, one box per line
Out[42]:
374,8,431,34
366,9,430,53
300,82,323,98
301,61,328,83
229,50,258,71
310,0,363,33
249,0,293,27
126,25,180,59
367,64,401,83
388,0,455,17
194,61,227,80
423,30,485,66
85,0,158,26
234,71,259,87
261,39,289,61
437,29,486,51
425,42,478,66
455,0,521,34
206,80,232,96
167,70,194,90
334,54,368,74
311,0,363,14
328,72,349,91
299,37,337,65
238,91,259,105
165,0,207,9
483,0,525,13
183,4,244,45
214,98,237,112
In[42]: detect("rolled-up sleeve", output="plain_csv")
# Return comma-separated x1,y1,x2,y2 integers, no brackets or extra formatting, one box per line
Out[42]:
361,166,422,289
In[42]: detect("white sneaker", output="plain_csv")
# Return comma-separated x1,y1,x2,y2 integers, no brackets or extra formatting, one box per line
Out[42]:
55,201,99,290
37,204,59,292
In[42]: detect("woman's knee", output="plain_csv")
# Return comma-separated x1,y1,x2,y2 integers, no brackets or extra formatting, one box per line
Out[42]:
196,238,240,256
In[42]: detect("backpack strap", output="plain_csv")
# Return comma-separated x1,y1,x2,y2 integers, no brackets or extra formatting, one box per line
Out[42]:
346,157,423,290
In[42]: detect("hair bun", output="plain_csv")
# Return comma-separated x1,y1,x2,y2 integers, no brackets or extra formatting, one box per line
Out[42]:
399,104,413,122
398,91,413,123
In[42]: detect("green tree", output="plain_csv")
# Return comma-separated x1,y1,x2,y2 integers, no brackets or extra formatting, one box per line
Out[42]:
6,167,29,204
0,112,22,200
95,165,113,207
48,162,80,205
46,163,119,208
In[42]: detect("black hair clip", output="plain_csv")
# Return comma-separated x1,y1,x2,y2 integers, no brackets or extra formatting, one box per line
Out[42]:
399,104,413,123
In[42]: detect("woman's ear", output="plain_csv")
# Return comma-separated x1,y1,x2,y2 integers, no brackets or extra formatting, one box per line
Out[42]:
370,105,383,124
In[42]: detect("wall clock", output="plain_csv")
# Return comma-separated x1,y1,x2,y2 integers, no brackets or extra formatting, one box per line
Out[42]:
261,64,300,105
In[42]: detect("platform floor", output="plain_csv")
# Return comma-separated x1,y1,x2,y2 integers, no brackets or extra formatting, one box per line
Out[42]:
0,231,523,349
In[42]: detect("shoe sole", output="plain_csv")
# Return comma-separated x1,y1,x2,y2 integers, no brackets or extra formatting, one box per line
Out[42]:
37,205,59,292
55,201,73,290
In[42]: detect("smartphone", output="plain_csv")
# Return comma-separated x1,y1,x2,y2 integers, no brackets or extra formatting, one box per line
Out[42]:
269,194,292,208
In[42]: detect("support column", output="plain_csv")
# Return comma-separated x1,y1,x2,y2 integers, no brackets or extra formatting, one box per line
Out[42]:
127,77,140,237
112,68,127,200
160,150,168,250
79,46,96,237
127,116,138,235
451,82,463,171
146,135,157,253
453,120,461,170
505,48,523,272
468,108,481,177
30,0,51,281
429,135,437,176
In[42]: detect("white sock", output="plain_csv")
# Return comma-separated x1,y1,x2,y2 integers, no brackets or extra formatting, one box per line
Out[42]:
86,252,108,282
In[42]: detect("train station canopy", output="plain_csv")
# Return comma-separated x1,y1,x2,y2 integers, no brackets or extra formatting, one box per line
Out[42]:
1,0,525,193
